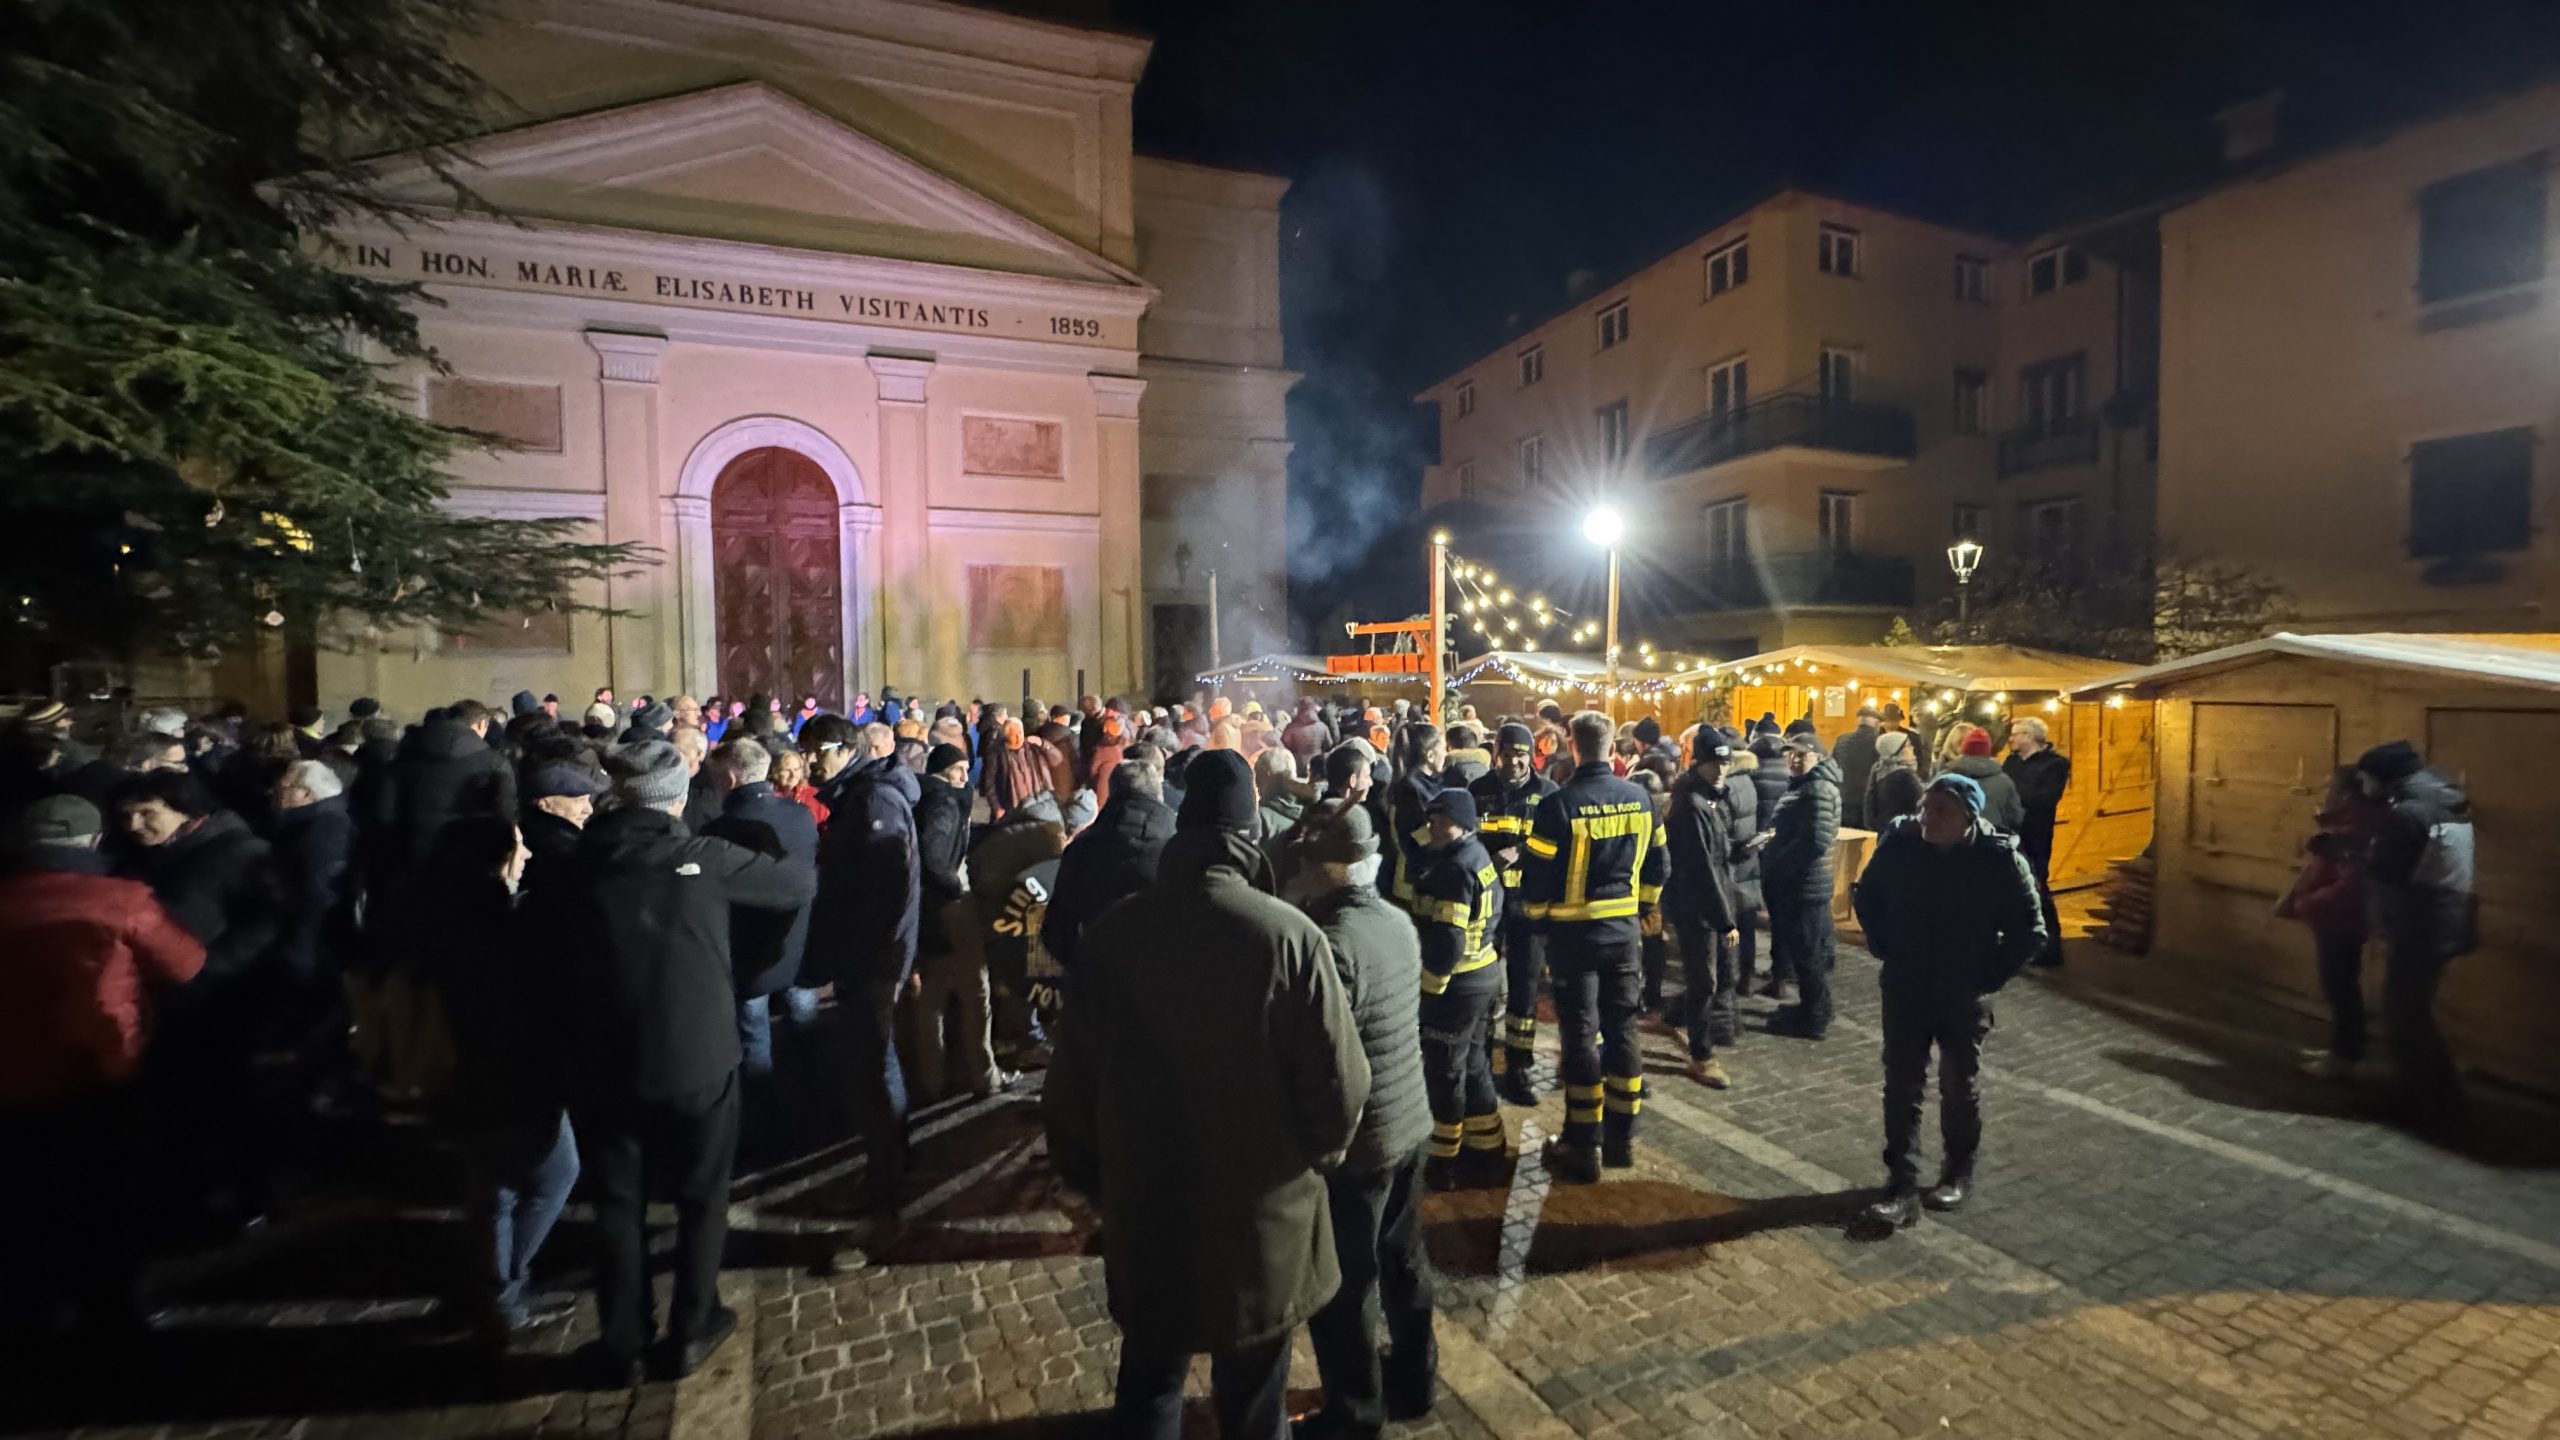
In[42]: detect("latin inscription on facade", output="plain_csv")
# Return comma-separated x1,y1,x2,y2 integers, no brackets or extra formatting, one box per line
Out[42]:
330,238,1123,348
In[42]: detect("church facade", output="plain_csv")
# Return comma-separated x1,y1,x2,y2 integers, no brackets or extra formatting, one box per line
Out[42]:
317,0,1292,715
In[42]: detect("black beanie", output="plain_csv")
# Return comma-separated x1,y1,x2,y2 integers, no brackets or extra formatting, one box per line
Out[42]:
2356,740,2424,784
1633,716,1662,747
1178,749,1258,833
926,742,967,774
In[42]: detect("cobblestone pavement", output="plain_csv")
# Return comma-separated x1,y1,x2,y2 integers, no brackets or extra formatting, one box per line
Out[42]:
17,933,2560,1440
755,935,2560,1440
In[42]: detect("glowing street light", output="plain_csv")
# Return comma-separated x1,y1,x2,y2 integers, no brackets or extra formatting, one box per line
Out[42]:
1585,505,1625,712
1947,538,1986,624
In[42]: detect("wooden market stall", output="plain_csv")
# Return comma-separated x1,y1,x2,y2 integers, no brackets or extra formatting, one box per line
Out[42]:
1694,643,2153,890
1448,650,1697,729
1196,653,1422,716
2072,632,2560,1098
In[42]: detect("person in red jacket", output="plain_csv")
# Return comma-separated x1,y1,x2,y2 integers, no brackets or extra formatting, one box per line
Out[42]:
2276,768,2383,1081
0,793,206,1333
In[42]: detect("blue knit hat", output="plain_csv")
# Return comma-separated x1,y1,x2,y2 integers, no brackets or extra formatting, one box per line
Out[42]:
1926,772,1985,816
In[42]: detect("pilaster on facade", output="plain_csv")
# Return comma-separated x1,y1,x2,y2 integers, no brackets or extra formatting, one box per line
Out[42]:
867,354,936,689
866,353,936,405
584,329,668,384
1089,372,1148,420
584,328,671,692
1090,373,1148,696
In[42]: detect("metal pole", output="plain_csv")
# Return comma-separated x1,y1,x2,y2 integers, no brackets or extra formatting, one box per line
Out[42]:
1206,568,1221,672
1603,543,1622,722
1428,531,1449,729
1958,576,1970,624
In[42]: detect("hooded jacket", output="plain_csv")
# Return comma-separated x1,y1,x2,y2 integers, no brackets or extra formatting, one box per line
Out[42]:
1045,827,1369,1357
1306,879,1431,1174
270,793,356,984
1830,724,1882,830
388,718,516,867
1041,787,1175,974
1864,731,1922,825
130,808,279,987
1760,756,1842,897
806,754,923,988
1664,769,1741,932
0,848,206,1105
2366,768,2476,956
910,774,973,954
2002,747,2073,862
1851,814,2046,1005
1722,750,1764,911
522,805,816,1102
1945,754,2024,835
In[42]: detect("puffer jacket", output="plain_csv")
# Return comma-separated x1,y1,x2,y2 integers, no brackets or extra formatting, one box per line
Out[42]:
1723,751,1764,912
2367,768,2476,957
1852,814,2045,1005
1761,757,1841,899
389,718,515,866
806,755,923,988
1041,788,1175,973
1305,879,1431,1173
1946,755,2024,834
1663,770,1740,932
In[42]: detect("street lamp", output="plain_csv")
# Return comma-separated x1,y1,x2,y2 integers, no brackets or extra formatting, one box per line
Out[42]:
1585,505,1625,712
1946,538,1985,624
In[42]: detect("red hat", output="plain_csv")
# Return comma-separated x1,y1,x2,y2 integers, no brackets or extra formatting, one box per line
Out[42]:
1959,726,1994,757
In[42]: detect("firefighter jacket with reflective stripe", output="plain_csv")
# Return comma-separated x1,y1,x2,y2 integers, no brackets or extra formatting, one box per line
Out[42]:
1414,832,1503,992
1470,768,1559,903
1386,770,1445,914
1522,761,1666,940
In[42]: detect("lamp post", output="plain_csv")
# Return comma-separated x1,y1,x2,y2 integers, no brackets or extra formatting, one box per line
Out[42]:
1946,538,1985,625
1584,505,1624,717
1428,529,1450,728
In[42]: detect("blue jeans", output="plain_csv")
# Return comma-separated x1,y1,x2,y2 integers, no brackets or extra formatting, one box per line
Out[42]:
844,978,909,1214
460,1112,579,1322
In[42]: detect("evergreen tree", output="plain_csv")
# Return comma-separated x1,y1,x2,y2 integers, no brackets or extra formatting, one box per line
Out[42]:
0,0,639,668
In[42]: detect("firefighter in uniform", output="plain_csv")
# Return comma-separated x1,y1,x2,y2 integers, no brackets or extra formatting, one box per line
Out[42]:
1385,722,1446,919
1412,786,1507,1189
1472,721,1558,1105
1522,710,1667,1184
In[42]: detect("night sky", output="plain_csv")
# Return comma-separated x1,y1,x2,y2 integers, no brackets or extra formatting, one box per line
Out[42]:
1084,0,2560,637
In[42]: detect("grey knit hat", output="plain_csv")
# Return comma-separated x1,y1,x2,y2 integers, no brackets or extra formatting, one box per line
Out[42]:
619,740,691,808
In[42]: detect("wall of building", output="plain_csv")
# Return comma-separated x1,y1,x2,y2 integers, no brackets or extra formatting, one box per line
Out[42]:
2159,85,2560,630
2145,656,2560,1095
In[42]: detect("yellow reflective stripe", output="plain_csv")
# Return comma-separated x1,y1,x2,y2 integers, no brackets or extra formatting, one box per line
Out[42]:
1500,868,1524,888
1637,883,1664,904
1605,1075,1645,1093
1522,900,1552,919
1429,899,1470,925
1428,1125,1461,1158
1506,1017,1539,1042
1523,833,1560,858
1451,947,1498,975
1541,896,1639,922
1462,1115,1506,1150
1480,815,1525,835
1605,1094,1644,1115
1566,1083,1604,1101
1418,969,1450,995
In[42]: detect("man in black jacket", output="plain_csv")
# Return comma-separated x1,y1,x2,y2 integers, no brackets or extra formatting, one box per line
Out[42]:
1851,774,2044,1230
522,740,815,1382
389,700,515,868
1472,723,1557,1105
806,731,923,1268
1664,734,1744,1090
2357,741,2476,1124
699,737,820,1164
1041,755,1174,977
2001,717,2072,970
1763,732,1842,1041
1294,801,1437,1437
1412,786,1506,1190
908,742,1004,1104
519,761,606,895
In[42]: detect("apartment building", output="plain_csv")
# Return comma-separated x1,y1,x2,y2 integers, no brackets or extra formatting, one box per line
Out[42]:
2158,84,2560,630
1417,189,2156,657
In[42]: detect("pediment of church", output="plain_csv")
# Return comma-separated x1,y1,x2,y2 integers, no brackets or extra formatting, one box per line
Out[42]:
367,82,1144,288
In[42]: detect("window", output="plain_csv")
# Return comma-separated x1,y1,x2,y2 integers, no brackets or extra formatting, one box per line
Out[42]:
1454,380,1476,418
1818,347,1859,403
1517,434,1546,487
1456,461,1478,501
1818,223,1861,276
1517,345,1545,386
2409,428,2534,556
1705,238,1750,296
2024,497,2086,568
2026,245,2090,297
1818,490,1858,556
2418,160,2547,303
1595,300,1630,351
1703,498,1749,571
1952,368,1988,435
2017,353,2086,433
1952,503,1984,540
1707,356,1749,417
1954,253,1991,303
1597,400,1631,463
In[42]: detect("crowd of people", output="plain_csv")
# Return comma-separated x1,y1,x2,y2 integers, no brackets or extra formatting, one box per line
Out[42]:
0,679,2478,1435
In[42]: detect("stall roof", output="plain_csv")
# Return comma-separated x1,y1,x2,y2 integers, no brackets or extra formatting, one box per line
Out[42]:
1694,643,2131,693
1454,650,1686,687
2068,631,2560,698
1195,653,1340,685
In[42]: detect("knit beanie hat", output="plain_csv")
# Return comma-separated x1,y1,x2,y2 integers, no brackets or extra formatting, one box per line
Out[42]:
1927,772,1985,816
618,740,691,808
1633,716,1663,747
926,742,968,774
510,690,541,717
1293,799,1377,862
632,699,673,732
2356,740,2424,784
1960,727,1994,757
1691,730,1734,764
1178,749,1258,833
1425,786,1479,829
1496,721,1534,754
584,701,617,730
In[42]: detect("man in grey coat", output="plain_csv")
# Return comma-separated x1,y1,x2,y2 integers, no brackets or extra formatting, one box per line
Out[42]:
1294,800,1436,1437
1047,751,1370,1440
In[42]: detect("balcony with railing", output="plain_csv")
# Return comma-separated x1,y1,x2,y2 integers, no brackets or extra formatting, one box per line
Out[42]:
1677,549,1914,612
1643,390,1918,478
1995,415,2101,477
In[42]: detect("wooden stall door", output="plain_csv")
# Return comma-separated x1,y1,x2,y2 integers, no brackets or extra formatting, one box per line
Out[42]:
2050,700,2157,889
2185,701,2335,892
711,447,844,709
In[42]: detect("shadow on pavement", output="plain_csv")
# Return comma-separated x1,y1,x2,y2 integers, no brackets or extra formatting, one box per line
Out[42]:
1423,1178,1873,1276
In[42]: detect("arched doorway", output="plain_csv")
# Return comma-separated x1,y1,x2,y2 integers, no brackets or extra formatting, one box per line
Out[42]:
711,447,843,708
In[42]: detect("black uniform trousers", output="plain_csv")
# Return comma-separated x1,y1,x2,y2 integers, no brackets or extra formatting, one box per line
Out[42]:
574,1070,741,1362
1419,968,1504,1159
1305,1146,1437,1432
1766,882,1836,1035
1880,993,1991,1191
2022,837,2064,967
1672,918,1739,1061
1549,929,1644,1150
1495,922,1544,1082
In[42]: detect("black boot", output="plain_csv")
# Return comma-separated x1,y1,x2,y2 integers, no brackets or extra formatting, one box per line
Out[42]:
1496,1056,1538,1106
1541,1138,1600,1185
1923,1173,1970,1212
1423,1154,1464,1192
1862,1189,1921,1231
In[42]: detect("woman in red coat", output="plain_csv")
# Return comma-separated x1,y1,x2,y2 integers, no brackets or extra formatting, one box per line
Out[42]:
2276,767,2383,1080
